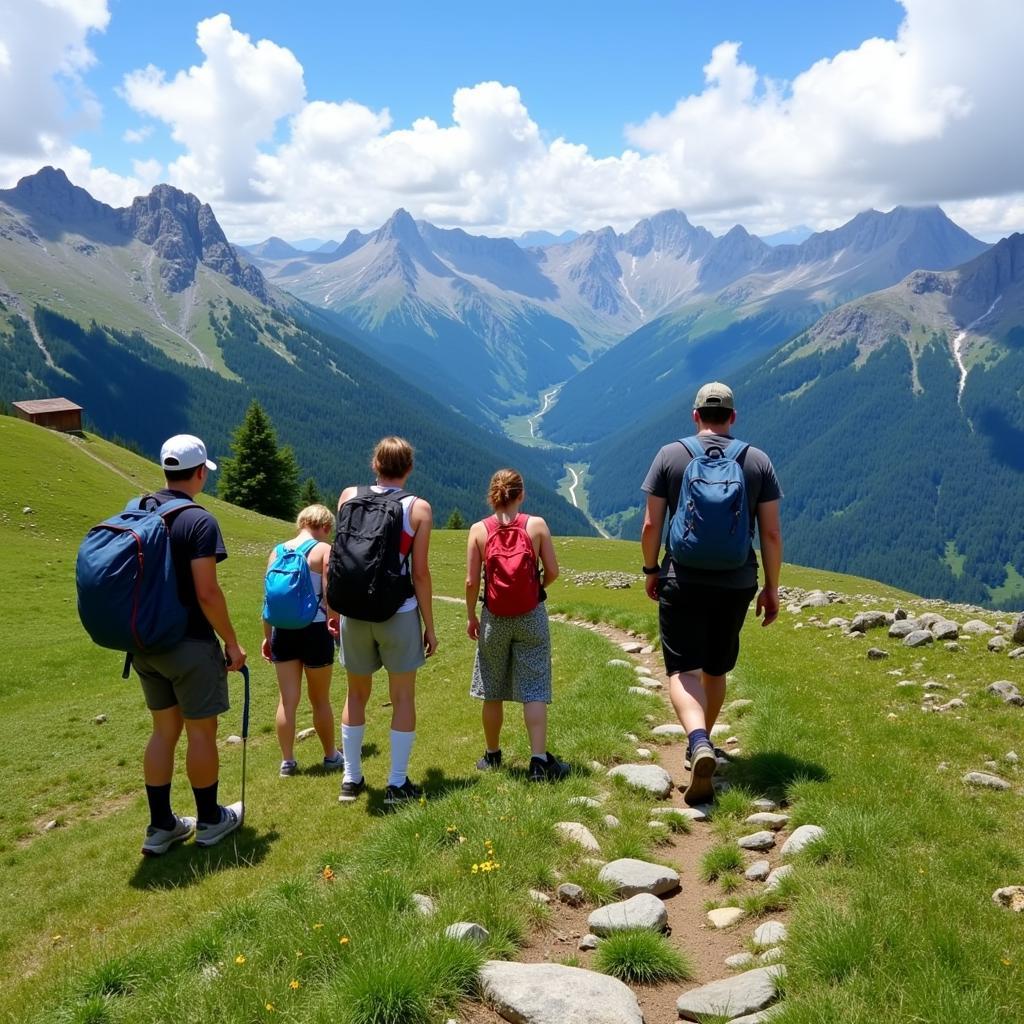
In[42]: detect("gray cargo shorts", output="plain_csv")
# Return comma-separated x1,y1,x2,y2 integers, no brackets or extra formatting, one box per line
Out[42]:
340,608,426,675
134,638,229,720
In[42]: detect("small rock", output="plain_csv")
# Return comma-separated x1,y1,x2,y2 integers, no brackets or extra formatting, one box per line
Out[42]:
923,681,948,690
930,619,960,640
866,647,889,660
529,889,550,904
603,814,621,829
962,620,995,635
944,642,962,652
751,798,779,812
738,830,776,851
1009,647,1024,660
445,922,489,943
627,686,652,696
634,665,653,676
225,735,242,745
759,946,785,964
893,607,908,620
764,864,793,891
710,723,731,738
640,645,655,655
555,822,602,853
987,681,1024,706
607,659,631,668
849,611,888,633
651,723,686,738
904,630,934,648
963,772,1010,791
607,763,673,798
558,883,585,906
624,733,639,743
296,726,317,741
827,617,850,628
989,636,1010,653
651,805,708,822
745,859,770,882
745,812,789,831
43,820,60,832
677,966,785,1021
93,714,107,725
992,886,1024,912
707,906,746,928
937,698,966,712
412,893,436,917
598,858,680,897
781,824,826,858
620,642,643,654
569,796,602,809
888,620,918,639
752,920,788,948
896,680,917,688
578,933,599,950
589,760,605,772
588,893,668,935
1012,613,1024,645
725,735,740,746
634,748,652,760
984,760,1000,770
1006,751,1019,764
726,951,757,968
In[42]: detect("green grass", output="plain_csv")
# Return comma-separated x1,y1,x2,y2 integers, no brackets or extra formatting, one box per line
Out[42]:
593,928,694,985
700,843,745,882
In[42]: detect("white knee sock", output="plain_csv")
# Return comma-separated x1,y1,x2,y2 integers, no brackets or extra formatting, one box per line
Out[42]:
388,729,416,788
341,724,365,783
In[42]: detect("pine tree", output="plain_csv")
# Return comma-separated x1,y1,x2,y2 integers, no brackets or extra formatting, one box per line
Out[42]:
218,400,299,520
444,507,468,530
298,476,323,508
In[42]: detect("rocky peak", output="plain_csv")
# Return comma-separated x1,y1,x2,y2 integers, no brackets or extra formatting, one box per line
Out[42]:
623,209,714,259
698,225,770,290
0,166,116,226
952,233,1024,311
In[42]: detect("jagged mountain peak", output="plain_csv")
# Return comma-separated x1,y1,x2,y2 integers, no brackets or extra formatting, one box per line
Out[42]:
1,165,115,224
374,208,423,245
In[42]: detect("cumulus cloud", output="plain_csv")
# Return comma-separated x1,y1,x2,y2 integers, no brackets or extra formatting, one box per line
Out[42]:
122,125,152,144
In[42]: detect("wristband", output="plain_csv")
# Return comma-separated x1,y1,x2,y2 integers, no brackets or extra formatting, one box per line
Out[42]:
642,565,660,576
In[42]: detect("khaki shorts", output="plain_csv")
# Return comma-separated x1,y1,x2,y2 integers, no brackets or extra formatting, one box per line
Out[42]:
134,638,229,720
340,609,425,675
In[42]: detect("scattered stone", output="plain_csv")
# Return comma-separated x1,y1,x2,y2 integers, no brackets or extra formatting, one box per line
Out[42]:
944,642,962,652
627,686,653,697
707,907,746,929
963,772,1010,791
896,680,917,688
603,814,621,829
634,665,653,676
764,865,794,892
893,607,908,620
637,677,663,690
725,735,740,746
607,659,631,668
866,647,889,660
620,642,643,654
962,620,995,635
984,760,1000,770
987,681,1024,706
904,630,934,648
992,886,1024,912
445,922,489,943
558,883,585,906
598,858,681,897
588,893,668,935
225,735,242,745
917,612,942,627
578,933,599,950
569,796,602,809
745,812,790,831
411,893,436,917
651,723,686,738
589,761,605,773
1012,613,1024,644
529,889,551,905
726,951,758,969
640,645,655,655
634,748,652,760
827,617,850,628
752,920,788,948
43,820,60,832
1010,647,1024,660
607,764,673,798
989,636,1010,653
751,798,779,812
738,831,776,851
1006,751,1019,764
676,965,785,1021
648,819,669,832
930,619,960,640
296,726,317,741
624,733,639,743
651,805,708,822
759,946,785,964
888,620,918,639
93,714,107,725
555,822,602,852
745,859,771,882
781,824,826,858
849,611,888,633
479,960,644,1024
923,681,948,690
710,723,731,738
937,698,966,712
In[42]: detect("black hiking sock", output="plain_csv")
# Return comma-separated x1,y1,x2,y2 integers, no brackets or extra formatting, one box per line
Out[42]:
146,783,175,831
192,782,221,825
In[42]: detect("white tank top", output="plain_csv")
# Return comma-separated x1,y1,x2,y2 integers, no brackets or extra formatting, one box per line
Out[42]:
371,486,418,614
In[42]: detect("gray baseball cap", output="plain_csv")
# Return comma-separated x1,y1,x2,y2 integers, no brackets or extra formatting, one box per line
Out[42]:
693,381,734,411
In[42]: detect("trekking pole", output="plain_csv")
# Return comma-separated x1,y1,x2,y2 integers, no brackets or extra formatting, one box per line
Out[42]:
238,664,250,825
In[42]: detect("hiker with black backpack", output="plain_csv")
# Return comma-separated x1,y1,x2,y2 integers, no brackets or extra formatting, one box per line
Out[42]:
261,503,344,778
465,469,570,782
326,437,436,806
640,383,783,805
77,435,247,855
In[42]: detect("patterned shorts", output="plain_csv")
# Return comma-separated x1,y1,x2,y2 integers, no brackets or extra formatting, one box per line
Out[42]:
470,603,552,704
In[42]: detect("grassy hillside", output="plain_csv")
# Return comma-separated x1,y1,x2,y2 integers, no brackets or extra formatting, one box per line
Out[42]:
4,417,1024,1023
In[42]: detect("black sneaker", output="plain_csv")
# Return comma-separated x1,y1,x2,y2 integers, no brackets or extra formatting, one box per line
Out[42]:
476,749,502,771
528,752,571,782
683,742,717,806
683,746,729,771
384,778,423,805
338,777,365,803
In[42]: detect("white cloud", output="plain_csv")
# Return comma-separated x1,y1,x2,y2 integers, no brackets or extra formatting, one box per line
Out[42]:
122,125,152,144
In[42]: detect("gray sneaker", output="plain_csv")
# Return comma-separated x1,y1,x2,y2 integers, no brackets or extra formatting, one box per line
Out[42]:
279,759,298,777
194,802,243,848
322,751,344,771
141,815,196,857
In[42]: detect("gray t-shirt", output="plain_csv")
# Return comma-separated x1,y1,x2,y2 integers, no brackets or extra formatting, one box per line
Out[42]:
641,434,782,589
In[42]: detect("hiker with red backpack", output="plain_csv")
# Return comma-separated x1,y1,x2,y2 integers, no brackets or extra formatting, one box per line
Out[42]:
260,503,344,778
466,469,569,782
326,437,436,806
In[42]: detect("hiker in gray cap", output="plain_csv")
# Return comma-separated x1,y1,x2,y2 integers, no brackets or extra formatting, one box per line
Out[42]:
639,383,783,804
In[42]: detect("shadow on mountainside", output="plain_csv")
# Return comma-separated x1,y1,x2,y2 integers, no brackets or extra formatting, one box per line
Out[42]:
128,827,279,891
724,750,830,802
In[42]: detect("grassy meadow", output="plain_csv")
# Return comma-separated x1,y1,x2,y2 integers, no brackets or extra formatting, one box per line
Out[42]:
2,413,1024,1022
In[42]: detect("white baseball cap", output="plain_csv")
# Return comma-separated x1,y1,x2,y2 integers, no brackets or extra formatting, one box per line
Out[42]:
160,434,217,472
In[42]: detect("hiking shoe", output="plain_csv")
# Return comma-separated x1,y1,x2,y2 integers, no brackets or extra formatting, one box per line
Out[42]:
683,746,729,771
528,752,571,783
384,778,423,805
194,802,243,847
338,777,365,803
682,742,717,806
476,749,502,771
279,759,298,777
322,751,344,771
141,815,195,857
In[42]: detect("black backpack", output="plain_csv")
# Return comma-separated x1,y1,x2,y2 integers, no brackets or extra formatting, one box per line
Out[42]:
326,487,414,622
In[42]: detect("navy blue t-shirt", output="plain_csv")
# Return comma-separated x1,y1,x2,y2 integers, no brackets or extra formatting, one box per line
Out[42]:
148,490,227,642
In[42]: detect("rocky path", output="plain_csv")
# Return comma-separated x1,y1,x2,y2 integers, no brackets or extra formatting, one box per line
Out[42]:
459,612,801,1024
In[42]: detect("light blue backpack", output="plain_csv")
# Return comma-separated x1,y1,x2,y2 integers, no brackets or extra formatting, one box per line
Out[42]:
262,539,320,629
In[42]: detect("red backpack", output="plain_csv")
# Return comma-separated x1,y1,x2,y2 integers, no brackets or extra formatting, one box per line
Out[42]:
483,514,540,616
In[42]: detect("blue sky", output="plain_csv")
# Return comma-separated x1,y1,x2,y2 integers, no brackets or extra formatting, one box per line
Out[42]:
2,1,1022,240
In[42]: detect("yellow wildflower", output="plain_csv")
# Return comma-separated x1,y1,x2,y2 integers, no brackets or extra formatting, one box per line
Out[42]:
289,978,301,990
235,954,246,965
322,865,335,881
312,923,323,930
471,864,479,874
265,1002,275,1012
339,935,350,945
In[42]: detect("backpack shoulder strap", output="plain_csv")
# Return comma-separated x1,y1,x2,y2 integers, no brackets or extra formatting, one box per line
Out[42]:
156,497,199,520
723,439,749,461
679,437,704,461
483,514,500,537
296,538,318,557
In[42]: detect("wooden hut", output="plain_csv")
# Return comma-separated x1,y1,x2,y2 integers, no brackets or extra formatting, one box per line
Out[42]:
12,397,83,433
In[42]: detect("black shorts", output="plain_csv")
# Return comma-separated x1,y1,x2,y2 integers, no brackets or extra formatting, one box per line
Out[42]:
658,579,757,677
270,620,335,668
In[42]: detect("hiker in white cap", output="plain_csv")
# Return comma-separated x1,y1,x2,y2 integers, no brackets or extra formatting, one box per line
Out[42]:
132,434,247,854
640,383,783,805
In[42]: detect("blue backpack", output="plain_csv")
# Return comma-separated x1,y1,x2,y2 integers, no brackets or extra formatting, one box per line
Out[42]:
76,497,197,671
262,539,320,629
667,437,751,570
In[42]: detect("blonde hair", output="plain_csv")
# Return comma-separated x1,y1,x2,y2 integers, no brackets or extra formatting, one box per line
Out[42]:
488,469,524,510
371,436,414,480
296,503,334,532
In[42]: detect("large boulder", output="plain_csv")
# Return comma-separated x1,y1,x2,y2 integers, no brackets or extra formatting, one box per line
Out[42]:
607,763,673,797
1013,613,1024,645
588,893,668,935
930,619,960,640
963,619,995,636
903,630,935,648
849,611,888,633
988,636,1010,653
676,965,785,1021
889,620,918,639
479,961,644,1024
598,858,680,897
987,681,1024,706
